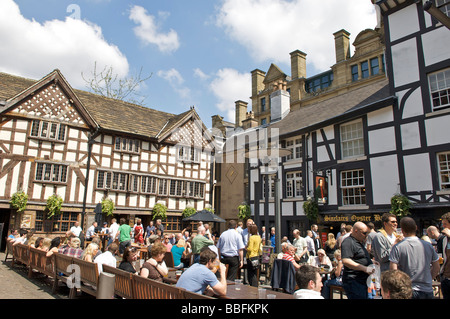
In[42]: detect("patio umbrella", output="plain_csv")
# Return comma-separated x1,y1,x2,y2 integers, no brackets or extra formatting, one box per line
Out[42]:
182,209,226,223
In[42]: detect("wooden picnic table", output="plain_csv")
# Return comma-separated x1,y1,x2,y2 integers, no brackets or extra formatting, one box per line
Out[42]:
219,284,294,299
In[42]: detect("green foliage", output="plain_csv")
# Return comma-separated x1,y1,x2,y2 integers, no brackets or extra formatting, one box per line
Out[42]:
182,206,196,218
10,190,28,212
390,194,411,218
101,197,115,217
152,203,168,220
46,194,63,219
303,197,319,222
237,203,251,220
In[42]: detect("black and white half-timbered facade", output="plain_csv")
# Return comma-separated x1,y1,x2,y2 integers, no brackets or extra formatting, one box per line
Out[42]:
239,0,450,238
0,69,215,244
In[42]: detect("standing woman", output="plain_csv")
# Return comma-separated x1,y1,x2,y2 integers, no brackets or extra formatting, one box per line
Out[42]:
134,218,144,245
246,224,262,287
324,233,337,262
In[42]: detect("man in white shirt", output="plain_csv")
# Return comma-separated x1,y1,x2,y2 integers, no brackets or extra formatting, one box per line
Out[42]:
293,229,309,263
108,218,119,246
86,222,97,240
294,264,324,299
305,230,316,256
94,243,119,274
69,221,82,238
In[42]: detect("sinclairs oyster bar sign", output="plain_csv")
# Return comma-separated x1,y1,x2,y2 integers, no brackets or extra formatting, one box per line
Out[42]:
321,214,382,223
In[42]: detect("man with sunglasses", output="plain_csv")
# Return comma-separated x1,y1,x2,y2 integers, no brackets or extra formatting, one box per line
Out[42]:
371,213,403,272
341,222,374,299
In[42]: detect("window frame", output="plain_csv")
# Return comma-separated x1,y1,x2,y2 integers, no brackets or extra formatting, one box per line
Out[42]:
30,120,67,142
340,169,366,206
438,151,450,191
35,162,68,183
285,171,303,198
428,68,450,112
340,119,365,160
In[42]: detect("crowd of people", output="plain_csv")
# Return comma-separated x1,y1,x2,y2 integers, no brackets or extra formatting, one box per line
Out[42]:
6,210,450,300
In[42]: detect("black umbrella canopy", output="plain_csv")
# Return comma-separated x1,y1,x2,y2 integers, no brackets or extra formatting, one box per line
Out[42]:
182,209,226,223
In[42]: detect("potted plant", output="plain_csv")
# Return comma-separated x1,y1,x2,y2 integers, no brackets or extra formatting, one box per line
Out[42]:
101,197,115,217
46,194,63,218
237,202,251,221
152,202,167,220
303,196,319,222
182,205,196,218
10,190,28,213
390,194,411,218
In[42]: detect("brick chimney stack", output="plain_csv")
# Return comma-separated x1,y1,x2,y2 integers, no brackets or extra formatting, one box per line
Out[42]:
333,29,351,63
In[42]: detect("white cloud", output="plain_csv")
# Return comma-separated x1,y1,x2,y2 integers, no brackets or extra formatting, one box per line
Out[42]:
216,0,377,72
157,68,191,99
129,5,180,54
209,68,251,122
193,68,210,81
0,0,129,88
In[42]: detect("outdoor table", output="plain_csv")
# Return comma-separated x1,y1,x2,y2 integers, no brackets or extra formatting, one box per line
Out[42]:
219,284,294,299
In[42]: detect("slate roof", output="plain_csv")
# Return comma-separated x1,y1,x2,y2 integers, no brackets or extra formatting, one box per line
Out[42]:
0,70,195,139
270,78,394,137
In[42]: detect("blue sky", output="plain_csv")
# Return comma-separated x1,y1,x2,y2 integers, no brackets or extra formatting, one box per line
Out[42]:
0,0,378,128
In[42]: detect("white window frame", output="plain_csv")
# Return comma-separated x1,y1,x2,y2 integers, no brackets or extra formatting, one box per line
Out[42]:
286,171,302,198
340,119,364,160
177,146,200,163
438,151,450,190
35,162,68,183
262,177,275,200
141,176,157,194
284,138,303,161
428,68,450,112
30,120,66,142
341,169,366,206
114,137,140,153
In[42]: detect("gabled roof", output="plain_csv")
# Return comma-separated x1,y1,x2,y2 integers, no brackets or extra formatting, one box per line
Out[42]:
0,70,212,144
269,78,394,137
263,64,287,84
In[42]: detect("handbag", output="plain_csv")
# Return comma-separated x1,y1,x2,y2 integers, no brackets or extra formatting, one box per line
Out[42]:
249,256,260,268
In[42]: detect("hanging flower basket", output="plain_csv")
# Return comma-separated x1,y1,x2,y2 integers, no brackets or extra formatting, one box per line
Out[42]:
389,194,411,218
303,197,319,221
46,194,63,219
101,197,115,217
152,203,167,220
237,203,251,221
182,206,196,218
10,190,28,213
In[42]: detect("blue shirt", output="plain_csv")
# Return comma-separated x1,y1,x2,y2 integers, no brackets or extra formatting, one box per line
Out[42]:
176,263,218,294
217,228,245,257
171,245,185,267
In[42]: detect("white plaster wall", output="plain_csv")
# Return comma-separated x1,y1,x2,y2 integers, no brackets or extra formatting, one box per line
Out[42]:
425,115,450,146
422,27,450,67
403,153,433,192
388,4,419,42
370,155,399,205
392,38,420,88
367,106,393,126
401,122,421,150
282,202,293,216
399,87,424,119
296,201,305,216
368,127,396,154
317,145,330,163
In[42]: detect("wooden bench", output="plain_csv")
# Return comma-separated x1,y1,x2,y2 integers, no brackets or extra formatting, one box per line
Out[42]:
132,274,185,299
329,284,346,299
4,240,14,262
71,258,99,299
102,265,134,299
28,247,54,278
53,253,76,296
12,243,30,268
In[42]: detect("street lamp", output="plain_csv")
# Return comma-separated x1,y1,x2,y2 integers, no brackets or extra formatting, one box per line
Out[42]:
245,147,292,253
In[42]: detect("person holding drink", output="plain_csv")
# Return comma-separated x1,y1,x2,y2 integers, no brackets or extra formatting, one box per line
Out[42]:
372,213,403,272
176,247,227,297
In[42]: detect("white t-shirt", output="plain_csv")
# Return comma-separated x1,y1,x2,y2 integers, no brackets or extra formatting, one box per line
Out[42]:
294,289,324,299
70,226,82,237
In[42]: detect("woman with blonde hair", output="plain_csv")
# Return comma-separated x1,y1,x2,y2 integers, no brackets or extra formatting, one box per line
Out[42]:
324,233,337,261
171,238,187,269
40,238,52,251
83,243,99,262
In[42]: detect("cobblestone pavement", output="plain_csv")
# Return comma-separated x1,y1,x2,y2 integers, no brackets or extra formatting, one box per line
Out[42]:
0,251,68,299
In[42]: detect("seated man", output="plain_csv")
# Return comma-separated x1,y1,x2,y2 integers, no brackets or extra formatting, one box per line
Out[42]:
282,244,301,270
294,264,324,299
94,243,119,274
176,247,227,297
